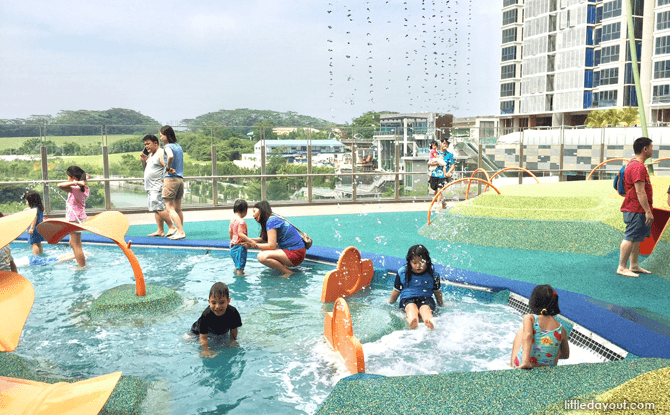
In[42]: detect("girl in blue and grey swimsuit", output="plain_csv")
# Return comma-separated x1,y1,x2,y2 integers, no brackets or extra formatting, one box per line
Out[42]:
511,284,570,368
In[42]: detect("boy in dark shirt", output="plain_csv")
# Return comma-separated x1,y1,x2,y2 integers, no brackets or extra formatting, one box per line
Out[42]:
191,282,242,357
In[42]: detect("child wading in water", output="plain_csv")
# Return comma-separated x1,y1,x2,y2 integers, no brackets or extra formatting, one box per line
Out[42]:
191,282,242,357
389,245,444,329
229,199,254,276
511,284,570,369
24,190,46,255
57,166,89,268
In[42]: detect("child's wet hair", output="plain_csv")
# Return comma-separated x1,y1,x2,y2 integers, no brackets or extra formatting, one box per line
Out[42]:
233,199,248,214
209,282,230,299
529,284,561,316
404,244,434,284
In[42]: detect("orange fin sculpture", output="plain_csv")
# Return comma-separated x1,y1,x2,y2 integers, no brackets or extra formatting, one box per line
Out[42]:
324,298,365,374
321,246,374,303
0,210,38,352
0,372,122,415
37,211,146,296
640,207,670,255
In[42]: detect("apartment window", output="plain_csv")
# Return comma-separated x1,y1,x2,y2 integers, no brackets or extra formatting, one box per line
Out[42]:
600,67,619,85
602,0,622,19
595,49,601,65
602,22,621,42
630,0,644,15
660,0,670,5
653,84,670,103
655,60,670,78
595,28,602,45
584,91,593,109
502,46,517,61
656,36,670,55
546,94,554,112
588,5,597,23
585,70,594,88
547,74,555,91
597,90,618,107
548,34,556,52
624,63,639,83
500,101,515,115
586,48,594,66
503,9,518,26
549,14,557,32
596,6,603,23
500,82,516,97
624,86,638,106
502,28,517,44
547,54,556,72
501,64,516,79
625,42,642,61
601,45,620,63
594,71,601,87
550,0,557,11
658,11,670,31
503,0,518,6
587,27,594,46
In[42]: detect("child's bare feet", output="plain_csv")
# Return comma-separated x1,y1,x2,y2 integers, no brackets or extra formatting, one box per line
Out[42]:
279,271,294,278
424,318,434,329
408,317,418,329
617,267,639,278
236,270,245,276
629,266,651,274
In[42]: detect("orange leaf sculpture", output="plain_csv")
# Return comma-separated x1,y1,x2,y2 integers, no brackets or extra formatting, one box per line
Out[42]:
321,246,374,303
37,211,146,296
0,372,122,415
324,298,365,374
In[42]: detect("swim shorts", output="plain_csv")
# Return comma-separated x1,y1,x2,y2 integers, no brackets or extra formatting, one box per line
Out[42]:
399,296,437,312
230,244,247,270
162,177,184,200
283,248,306,267
146,190,166,212
623,211,651,242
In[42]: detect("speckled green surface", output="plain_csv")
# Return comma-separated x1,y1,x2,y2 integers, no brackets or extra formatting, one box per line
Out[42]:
318,358,670,415
0,353,147,414
89,284,182,317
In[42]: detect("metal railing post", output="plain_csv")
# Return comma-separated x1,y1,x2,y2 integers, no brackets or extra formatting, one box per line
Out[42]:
41,146,50,214
518,130,524,185
102,145,111,210
478,142,483,195
394,142,400,200
211,145,218,207
599,127,606,180
351,144,357,202
261,140,267,201
307,141,313,203
559,126,565,182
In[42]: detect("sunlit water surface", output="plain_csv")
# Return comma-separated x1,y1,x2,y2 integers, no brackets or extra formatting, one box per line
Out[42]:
11,243,603,414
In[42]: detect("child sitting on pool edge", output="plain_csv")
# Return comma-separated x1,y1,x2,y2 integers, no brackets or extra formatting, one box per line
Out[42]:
389,245,444,329
510,284,570,369
191,282,242,357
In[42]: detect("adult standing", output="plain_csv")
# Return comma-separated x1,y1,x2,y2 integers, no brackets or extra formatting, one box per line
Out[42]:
160,125,186,240
245,201,305,278
140,134,176,237
618,137,654,278
428,138,456,209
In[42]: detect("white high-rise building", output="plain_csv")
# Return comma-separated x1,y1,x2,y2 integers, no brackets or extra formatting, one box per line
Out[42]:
498,0,670,134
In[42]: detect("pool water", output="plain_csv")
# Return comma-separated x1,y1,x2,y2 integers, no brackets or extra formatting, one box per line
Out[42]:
10,243,598,414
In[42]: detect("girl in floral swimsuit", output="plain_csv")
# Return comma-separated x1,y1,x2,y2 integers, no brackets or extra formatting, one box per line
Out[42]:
511,284,570,369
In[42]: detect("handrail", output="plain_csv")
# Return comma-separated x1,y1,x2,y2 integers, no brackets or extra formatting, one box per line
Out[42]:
427,178,501,225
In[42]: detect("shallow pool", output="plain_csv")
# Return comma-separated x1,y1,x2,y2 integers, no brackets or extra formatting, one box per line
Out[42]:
10,243,600,414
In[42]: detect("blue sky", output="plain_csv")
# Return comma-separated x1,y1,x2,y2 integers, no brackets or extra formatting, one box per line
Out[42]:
0,0,501,125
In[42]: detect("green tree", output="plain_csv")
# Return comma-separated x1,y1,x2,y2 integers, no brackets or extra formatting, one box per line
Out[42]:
619,107,640,126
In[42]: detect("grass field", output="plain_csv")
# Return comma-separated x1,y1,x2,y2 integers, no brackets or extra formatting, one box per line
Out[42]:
0,134,144,153
53,151,202,168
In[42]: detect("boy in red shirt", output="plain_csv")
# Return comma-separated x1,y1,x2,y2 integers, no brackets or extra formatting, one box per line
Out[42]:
618,137,654,278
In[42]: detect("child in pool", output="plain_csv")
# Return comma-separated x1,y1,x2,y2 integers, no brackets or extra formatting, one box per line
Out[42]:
191,282,242,357
389,245,444,329
0,212,17,273
57,166,89,268
510,284,570,369
229,199,254,276
24,190,46,255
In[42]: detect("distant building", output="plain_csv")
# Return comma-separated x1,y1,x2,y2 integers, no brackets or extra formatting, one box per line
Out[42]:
499,0,669,132
272,127,320,135
452,116,500,142
236,139,345,169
